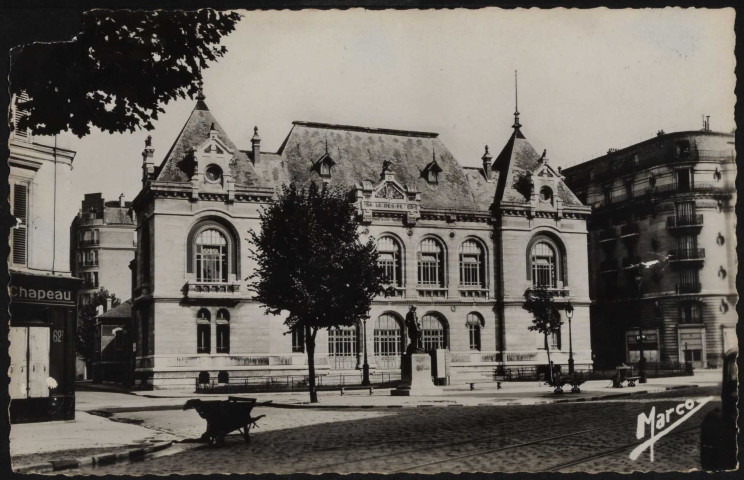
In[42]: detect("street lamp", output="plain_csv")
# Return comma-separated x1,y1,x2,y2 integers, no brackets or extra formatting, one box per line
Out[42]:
634,271,647,384
565,301,575,375
361,318,371,386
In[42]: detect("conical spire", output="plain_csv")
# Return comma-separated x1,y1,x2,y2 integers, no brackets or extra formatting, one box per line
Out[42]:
513,70,521,130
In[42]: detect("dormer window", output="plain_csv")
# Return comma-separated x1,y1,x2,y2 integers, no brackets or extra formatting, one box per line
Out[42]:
205,164,223,183
423,159,442,185
320,160,332,177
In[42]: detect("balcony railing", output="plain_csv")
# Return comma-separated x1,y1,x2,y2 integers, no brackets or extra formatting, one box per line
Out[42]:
380,286,406,298
669,249,705,262
598,228,618,243
80,239,100,246
621,256,641,269
677,282,702,294
526,286,570,297
620,223,640,238
417,287,448,298
83,281,99,289
185,281,241,299
666,215,704,230
459,288,489,299
79,260,98,267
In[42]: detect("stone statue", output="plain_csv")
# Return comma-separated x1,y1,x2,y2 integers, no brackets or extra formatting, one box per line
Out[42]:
405,306,423,354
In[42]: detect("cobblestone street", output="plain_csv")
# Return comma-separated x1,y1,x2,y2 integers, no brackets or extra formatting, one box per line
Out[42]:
69,387,719,475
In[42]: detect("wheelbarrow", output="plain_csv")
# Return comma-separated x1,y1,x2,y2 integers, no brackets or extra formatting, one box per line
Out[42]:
183,396,269,446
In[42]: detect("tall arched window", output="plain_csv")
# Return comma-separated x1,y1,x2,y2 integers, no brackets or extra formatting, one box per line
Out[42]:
377,236,403,287
421,313,447,351
197,309,211,354
374,314,404,369
459,240,485,287
195,228,228,282
216,309,230,354
531,242,557,288
328,326,357,370
418,238,445,287
466,313,483,351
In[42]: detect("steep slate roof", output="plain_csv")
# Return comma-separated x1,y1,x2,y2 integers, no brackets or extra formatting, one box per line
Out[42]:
97,299,132,319
493,125,542,204
492,122,583,207
277,122,479,211
155,100,263,187
463,167,497,211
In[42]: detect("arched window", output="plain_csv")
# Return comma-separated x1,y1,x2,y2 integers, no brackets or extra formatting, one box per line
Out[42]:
418,238,445,287
320,161,331,177
539,186,553,204
328,326,357,369
217,370,229,384
195,228,228,282
374,314,404,369
198,371,210,384
531,242,557,288
466,313,482,351
459,240,485,288
216,309,230,354
197,309,211,354
421,313,447,351
378,236,403,287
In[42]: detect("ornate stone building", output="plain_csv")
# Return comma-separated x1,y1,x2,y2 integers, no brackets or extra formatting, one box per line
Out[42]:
563,127,737,369
130,91,591,389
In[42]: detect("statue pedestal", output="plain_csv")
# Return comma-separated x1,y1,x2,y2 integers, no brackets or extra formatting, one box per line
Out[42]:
391,353,442,396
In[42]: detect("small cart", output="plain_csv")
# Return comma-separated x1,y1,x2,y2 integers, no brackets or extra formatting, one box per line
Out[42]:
183,396,269,446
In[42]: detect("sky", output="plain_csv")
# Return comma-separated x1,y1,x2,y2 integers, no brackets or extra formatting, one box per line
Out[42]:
54,7,735,227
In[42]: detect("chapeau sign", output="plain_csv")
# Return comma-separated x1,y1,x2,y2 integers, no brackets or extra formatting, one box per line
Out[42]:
9,272,81,306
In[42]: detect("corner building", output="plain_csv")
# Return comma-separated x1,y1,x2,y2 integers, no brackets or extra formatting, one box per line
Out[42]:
131,93,592,389
563,129,737,369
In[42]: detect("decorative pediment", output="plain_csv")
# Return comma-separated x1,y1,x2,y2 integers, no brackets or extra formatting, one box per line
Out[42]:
189,126,236,201
353,169,421,225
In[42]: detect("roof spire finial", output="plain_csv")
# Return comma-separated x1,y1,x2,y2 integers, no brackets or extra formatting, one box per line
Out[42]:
325,138,329,154
195,77,205,101
513,70,521,129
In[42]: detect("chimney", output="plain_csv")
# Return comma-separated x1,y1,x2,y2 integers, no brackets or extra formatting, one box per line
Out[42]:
481,145,493,181
142,135,155,185
119,193,125,208
106,297,112,311
251,126,261,165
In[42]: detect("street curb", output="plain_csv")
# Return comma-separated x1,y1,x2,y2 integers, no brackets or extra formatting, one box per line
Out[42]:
13,441,174,474
262,384,702,409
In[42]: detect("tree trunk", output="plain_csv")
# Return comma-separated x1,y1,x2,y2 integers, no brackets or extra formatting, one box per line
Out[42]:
305,324,318,403
545,333,553,384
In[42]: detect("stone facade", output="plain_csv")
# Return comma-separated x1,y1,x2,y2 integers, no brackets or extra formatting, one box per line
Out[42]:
563,129,737,369
70,193,137,304
130,93,592,389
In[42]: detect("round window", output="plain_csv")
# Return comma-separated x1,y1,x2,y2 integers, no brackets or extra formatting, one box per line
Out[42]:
205,164,222,182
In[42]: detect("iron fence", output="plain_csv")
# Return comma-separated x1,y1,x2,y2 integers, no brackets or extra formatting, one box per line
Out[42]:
195,372,401,393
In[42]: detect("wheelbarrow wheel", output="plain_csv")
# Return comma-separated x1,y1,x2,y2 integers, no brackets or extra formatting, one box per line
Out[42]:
243,424,252,443
209,434,226,446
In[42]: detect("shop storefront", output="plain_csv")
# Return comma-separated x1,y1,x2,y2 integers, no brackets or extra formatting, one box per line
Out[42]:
9,272,81,423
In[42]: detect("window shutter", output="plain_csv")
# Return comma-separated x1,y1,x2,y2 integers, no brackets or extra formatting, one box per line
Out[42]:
12,183,28,265
12,93,30,139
